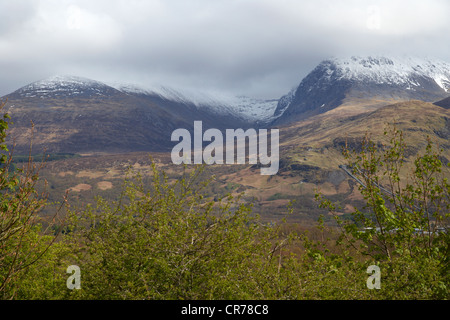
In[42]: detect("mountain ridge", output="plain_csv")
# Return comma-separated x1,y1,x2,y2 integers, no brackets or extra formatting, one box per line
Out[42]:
2,55,450,155
1,75,272,154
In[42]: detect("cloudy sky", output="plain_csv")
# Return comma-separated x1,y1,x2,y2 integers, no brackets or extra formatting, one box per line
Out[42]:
1,0,450,99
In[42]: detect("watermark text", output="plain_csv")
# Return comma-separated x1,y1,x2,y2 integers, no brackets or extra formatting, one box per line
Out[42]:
171,121,279,175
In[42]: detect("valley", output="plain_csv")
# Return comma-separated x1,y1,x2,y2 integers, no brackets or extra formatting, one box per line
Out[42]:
24,98,449,229
2,55,450,227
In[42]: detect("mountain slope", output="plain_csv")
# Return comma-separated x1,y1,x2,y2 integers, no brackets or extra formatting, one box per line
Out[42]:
273,56,450,125
277,100,449,177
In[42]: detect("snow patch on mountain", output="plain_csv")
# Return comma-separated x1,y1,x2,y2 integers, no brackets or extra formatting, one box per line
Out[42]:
330,56,450,90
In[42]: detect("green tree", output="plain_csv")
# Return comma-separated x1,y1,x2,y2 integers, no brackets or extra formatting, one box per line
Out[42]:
64,163,300,299
0,100,63,299
315,125,450,299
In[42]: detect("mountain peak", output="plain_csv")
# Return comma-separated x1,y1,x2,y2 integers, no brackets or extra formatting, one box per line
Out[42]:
273,55,450,124
12,75,120,99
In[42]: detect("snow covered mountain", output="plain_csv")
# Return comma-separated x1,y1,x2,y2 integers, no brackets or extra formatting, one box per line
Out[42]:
10,74,278,123
110,82,278,123
12,75,122,99
1,75,277,154
273,56,450,124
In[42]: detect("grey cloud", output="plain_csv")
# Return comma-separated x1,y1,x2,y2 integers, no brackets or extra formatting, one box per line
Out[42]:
0,1,39,37
1,0,450,99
